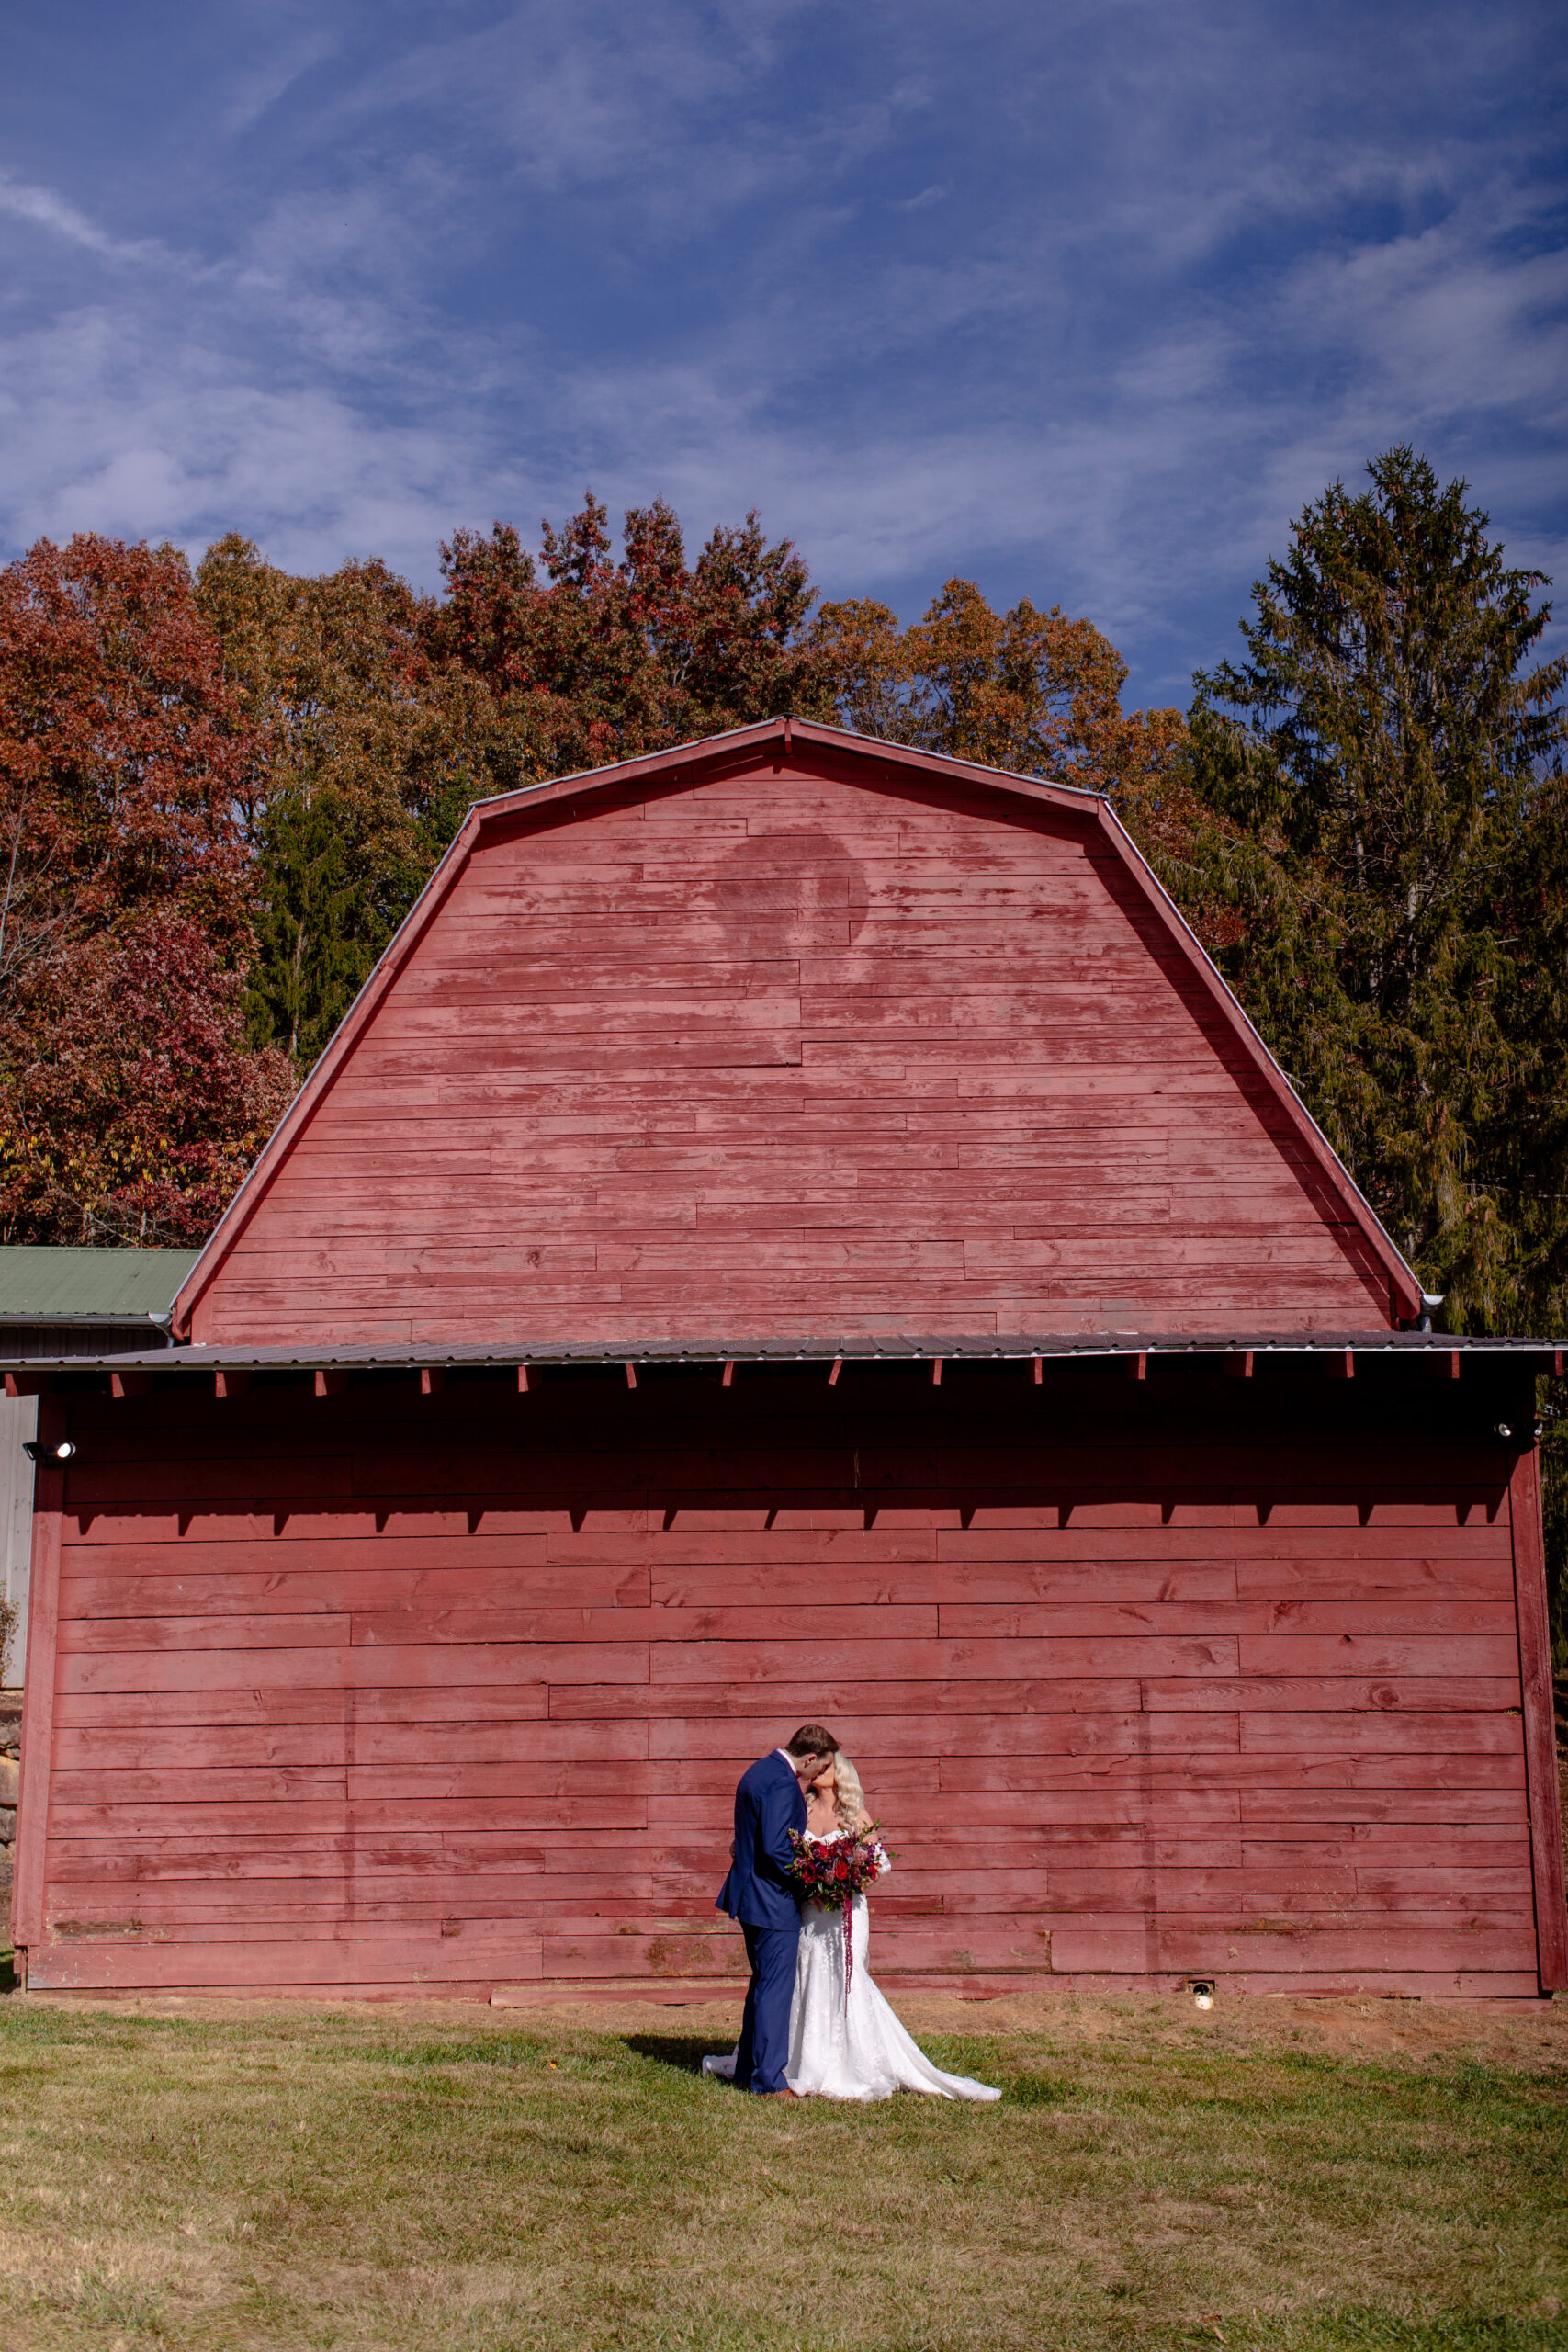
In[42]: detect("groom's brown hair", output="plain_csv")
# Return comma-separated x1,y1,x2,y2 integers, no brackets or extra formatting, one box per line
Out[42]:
786,1724,839,1757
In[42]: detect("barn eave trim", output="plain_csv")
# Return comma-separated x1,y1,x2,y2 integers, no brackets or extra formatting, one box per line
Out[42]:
5,1330,1562,1380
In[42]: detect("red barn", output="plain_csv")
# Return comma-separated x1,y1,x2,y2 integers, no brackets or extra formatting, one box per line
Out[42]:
10,719,1565,2001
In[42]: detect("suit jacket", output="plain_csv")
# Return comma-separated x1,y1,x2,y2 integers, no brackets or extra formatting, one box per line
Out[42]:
716,1751,807,1930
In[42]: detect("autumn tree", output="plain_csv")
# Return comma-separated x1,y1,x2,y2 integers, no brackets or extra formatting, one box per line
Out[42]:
813,578,1188,795
196,537,488,1067
0,535,294,1243
424,494,840,775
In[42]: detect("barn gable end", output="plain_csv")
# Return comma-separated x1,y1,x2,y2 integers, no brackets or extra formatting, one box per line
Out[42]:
176,723,1419,1346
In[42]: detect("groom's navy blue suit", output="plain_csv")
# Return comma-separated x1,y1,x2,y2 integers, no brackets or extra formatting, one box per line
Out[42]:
716,1750,806,2093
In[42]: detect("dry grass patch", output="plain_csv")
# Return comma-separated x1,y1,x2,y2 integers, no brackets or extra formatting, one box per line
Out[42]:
0,1988,1562,2350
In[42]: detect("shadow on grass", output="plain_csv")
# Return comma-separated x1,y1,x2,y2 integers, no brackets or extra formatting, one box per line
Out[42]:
0,1949,16,1996
623,2032,728,2077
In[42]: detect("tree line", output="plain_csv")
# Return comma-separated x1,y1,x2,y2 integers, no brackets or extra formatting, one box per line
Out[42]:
2,449,1564,1631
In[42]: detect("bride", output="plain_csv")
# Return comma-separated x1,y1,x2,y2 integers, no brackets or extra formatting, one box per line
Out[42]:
708,1750,999,2103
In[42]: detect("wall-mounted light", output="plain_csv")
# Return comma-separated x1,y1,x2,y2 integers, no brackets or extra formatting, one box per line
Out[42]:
1192,1980,1215,2010
1494,1422,1513,1442
24,1438,76,1464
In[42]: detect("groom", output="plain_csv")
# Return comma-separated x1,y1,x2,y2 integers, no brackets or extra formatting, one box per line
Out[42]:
716,1724,839,2096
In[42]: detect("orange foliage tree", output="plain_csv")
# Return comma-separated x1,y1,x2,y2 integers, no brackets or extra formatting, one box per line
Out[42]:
810,577,1220,928
812,577,1188,789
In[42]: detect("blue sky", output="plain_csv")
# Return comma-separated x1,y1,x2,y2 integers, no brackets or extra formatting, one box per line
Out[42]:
1,0,1563,708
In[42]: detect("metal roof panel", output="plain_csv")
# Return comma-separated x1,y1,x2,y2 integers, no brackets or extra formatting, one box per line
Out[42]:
0,1248,200,1322
2,1330,1562,1374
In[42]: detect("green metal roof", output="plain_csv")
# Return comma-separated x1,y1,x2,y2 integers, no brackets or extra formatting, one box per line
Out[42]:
0,1248,201,1322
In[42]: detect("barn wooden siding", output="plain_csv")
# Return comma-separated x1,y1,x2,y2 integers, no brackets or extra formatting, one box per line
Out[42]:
15,1362,1563,1999
179,740,1409,1351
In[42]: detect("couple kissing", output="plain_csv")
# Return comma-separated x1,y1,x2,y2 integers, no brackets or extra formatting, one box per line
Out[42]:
704,1724,999,2104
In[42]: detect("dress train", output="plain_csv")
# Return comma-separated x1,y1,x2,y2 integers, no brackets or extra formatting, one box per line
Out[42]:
705,1892,999,2103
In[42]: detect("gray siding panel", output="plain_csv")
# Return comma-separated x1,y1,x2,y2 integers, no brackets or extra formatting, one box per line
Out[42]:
0,1393,36,1683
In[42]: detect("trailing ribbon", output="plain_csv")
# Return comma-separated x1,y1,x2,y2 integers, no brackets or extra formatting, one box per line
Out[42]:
842,1896,853,2013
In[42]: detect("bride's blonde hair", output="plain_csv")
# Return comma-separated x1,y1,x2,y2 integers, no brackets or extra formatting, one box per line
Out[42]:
832,1751,866,1834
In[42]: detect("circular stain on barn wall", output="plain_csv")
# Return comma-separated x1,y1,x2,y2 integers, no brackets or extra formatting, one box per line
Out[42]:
713,831,871,956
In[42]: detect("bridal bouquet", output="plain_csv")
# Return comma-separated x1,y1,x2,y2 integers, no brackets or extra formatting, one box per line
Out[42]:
786,1827,888,2008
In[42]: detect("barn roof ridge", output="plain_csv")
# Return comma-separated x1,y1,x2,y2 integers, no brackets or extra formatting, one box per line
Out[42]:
172,716,1427,1340
459,714,1106,822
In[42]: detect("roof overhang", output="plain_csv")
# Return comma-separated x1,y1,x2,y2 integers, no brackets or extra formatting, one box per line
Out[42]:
6,1332,1562,1385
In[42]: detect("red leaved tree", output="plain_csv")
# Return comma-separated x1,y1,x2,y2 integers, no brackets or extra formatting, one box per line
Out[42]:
423,494,840,778
0,534,295,1243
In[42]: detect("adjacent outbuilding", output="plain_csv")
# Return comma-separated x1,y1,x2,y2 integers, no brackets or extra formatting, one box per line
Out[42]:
0,1248,196,1681
9,720,1564,2000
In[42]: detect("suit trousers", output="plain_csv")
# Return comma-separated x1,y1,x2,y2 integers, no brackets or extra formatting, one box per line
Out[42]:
734,1918,800,2093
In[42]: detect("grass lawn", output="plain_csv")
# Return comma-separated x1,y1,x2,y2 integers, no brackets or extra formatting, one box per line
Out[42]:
0,1984,1562,2352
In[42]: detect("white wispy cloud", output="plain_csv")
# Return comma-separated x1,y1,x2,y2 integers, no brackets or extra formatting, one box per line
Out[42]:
0,170,167,266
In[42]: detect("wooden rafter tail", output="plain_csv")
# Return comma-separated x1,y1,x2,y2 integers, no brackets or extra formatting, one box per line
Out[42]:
827,1358,842,1387
419,1367,444,1396
315,1369,346,1396
1224,1352,1254,1380
214,1370,249,1399
110,1371,152,1398
625,1363,638,1390
722,1361,737,1388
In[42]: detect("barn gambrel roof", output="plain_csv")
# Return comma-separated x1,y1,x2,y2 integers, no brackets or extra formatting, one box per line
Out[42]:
172,718,1427,1344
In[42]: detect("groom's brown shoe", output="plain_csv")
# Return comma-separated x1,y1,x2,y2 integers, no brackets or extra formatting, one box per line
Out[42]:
760,2086,800,2099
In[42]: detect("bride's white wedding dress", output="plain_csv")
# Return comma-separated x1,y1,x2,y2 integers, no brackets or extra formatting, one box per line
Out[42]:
706,1836,1000,2103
